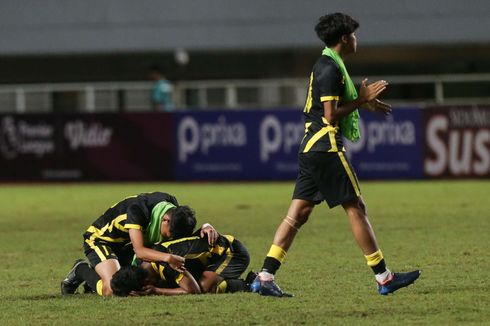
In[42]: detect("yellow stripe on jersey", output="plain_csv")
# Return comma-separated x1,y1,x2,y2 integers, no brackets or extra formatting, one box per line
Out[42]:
175,273,184,284
85,239,107,262
85,226,128,243
108,214,128,233
303,72,314,113
160,236,200,248
302,125,337,153
301,122,313,143
124,224,142,230
320,95,340,102
328,129,339,152
210,235,234,255
215,248,234,275
337,152,361,196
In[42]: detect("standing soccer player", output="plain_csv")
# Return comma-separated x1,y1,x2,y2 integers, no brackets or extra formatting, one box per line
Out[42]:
252,13,420,297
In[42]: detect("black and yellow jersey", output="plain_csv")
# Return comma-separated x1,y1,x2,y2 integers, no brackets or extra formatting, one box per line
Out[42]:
140,235,236,287
83,192,178,248
299,56,346,153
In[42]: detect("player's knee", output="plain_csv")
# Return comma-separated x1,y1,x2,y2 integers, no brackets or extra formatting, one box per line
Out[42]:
357,198,367,216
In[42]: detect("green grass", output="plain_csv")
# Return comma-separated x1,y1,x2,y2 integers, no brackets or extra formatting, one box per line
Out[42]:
0,181,489,325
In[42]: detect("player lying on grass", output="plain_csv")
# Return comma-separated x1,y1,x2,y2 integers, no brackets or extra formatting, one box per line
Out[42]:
61,191,218,296
252,13,420,297
110,233,254,296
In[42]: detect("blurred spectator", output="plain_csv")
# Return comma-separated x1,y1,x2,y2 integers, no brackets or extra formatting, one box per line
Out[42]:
148,64,174,111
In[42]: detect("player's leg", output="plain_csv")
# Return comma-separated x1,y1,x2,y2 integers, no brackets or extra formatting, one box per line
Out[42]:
254,153,318,297
81,241,120,296
339,152,420,295
204,238,252,293
343,196,420,294
253,199,314,297
261,199,314,275
94,259,120,296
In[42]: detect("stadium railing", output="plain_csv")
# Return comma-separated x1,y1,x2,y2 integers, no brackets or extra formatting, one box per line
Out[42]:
1,73,490,113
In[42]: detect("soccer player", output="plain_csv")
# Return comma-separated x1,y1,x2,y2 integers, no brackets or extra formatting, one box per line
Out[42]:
252,13,420,297
60,192,218,296
110,233,253,296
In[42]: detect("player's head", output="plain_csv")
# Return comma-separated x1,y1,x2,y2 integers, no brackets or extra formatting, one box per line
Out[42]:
315,13,359,53
163,205,196,239
111,266,149,297
148,63,164,80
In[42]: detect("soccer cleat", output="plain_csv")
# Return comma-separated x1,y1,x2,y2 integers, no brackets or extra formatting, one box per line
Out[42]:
251,274,293,297
378,270,421,295
244,270,258,289
60,259,87,295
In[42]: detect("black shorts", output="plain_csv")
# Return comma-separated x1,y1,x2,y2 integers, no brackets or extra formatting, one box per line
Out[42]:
293,152,361,208
83,237,134,268
206,239,250,279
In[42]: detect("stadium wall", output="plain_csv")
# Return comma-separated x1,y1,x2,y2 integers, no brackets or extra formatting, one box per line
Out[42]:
0,107,489,181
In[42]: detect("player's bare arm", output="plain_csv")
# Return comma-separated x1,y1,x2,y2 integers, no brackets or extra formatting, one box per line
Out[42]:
323,79,388,124
129,228,185,272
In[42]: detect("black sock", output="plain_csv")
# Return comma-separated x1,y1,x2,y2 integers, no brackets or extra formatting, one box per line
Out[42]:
371,259,387,275
225,279,249,293
262,257,281,275
75,264,100,291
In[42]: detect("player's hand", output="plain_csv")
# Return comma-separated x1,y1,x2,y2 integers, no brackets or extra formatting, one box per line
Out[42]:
358,79,388,103
129,285,156,296
364,99,392,115
167,254,186,272
200,223,218,246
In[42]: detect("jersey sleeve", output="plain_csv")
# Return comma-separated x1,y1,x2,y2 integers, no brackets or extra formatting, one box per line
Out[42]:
316,60,343,102
125,204,150,230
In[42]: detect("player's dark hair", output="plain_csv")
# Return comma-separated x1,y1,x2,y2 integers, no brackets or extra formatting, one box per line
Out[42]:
168,205,196,239
315,13,359,47
110,266,148,297
148,63,164,74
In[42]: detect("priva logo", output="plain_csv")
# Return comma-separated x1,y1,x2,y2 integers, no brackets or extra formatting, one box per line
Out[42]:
178,116,247,163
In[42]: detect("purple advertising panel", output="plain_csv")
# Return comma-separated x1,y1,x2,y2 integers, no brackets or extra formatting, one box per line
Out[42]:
0,113,174,180
173,110,304,180
344,108,424,179
423,106,490,178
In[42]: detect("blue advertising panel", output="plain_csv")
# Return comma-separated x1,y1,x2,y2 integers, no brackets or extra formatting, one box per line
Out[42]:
344,107,424,179
174,108,424,180
173,110,304,180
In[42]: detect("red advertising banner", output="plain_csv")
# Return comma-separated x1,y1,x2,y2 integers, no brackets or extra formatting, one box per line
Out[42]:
423,106,490,178
0,113,174,180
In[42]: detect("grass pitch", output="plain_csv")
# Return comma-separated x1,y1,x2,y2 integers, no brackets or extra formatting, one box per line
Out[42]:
0,181,489,325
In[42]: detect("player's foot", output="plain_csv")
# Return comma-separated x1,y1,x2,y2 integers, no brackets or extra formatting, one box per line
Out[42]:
378,270,420,295
82,282,95,294
251,272,293,297
243,270,258,292
60,259,86,295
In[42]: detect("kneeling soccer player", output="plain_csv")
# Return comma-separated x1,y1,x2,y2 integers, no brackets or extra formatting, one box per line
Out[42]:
60,191,218,296
110,234,253,296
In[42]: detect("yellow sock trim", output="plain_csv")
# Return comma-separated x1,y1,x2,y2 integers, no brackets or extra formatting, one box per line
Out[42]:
216,280,227,294
96,280,104,296
364,249,384,267
266,244,287,264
